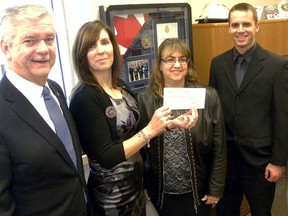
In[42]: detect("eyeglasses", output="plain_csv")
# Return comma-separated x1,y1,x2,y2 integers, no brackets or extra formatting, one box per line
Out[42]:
161,57,189,65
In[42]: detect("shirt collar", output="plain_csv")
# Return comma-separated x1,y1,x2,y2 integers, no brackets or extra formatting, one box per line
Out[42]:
233,43,257,63
6,69,48,99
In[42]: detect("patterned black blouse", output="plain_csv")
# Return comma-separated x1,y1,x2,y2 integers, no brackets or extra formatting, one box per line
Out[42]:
88,90,145,216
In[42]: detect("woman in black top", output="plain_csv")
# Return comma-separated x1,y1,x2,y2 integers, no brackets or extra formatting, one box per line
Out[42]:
69,20,197,216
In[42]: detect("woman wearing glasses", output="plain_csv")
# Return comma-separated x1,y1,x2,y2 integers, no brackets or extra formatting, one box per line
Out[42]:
137,38,227,216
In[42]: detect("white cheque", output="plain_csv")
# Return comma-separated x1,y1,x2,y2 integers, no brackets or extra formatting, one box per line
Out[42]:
163,88,206,109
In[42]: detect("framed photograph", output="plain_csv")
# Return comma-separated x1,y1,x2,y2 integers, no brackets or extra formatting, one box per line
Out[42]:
125,54,151,92
100,3,192,93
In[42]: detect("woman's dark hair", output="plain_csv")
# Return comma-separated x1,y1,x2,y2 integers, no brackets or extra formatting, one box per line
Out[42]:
72,20,122,89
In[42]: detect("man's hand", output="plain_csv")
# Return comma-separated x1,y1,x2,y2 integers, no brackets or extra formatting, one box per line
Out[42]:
265,163,286,182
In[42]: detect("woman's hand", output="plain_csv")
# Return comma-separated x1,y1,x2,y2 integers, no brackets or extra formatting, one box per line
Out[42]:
143,106,172,138
201,195,220,206
167,107,198,130
144,189,151,203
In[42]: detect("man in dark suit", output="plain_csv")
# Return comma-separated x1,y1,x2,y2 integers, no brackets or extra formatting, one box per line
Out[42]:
0,4,89,215
209,3,288,216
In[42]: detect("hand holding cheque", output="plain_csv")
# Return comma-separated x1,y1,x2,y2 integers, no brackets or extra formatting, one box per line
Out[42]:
163,88,205,130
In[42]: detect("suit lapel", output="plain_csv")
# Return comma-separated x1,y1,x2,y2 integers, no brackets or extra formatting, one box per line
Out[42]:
222,46,266,93
0,76,78,172
239,46,265,91
223,51,239,92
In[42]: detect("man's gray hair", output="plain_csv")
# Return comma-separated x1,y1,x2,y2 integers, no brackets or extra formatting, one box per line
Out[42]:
0,4,55,47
